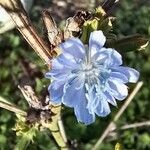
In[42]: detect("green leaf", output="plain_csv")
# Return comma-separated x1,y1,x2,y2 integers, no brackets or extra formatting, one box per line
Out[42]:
15,127,37,150
106,34,149,52
139,133,150,146
13,115,38,150
0,134,7,145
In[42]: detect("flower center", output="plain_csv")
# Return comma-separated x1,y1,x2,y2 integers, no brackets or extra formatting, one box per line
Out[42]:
80,61,97,84
79,58,111,91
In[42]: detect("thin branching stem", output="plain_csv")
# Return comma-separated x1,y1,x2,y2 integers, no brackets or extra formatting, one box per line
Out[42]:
108,120,150,139
0,1,68,149
118,121,150,130
18,85,69,149
92,81,143,150
0,96,27,116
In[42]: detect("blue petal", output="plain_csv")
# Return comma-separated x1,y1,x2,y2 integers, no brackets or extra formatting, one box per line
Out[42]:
62,74,85,107
111,66,139,83
85,84,96,114
45,52,81,79
109,49,122,66
86,84,111,117
63,76,95,124
93,48,122,67
94,95,111,117
48,79,66,104
104,91,117,106
92,50,108,64
102,48,122,66
52,53,79,70
110,72,128,83
107,80,128,100
60,38,85,59
74,91,95,125
89,30,106,57
45,69,70,79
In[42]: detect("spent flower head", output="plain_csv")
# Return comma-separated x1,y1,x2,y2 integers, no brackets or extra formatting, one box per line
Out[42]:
46,30,139,125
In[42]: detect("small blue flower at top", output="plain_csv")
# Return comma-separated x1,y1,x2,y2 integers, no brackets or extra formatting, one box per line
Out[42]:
46,30,139,125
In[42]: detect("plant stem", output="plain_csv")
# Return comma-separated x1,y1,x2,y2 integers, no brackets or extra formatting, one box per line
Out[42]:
0,1,68,149
92,81,143,150
0,96,27,116
42,105,69,150
0,0,52,65
18,84,68,149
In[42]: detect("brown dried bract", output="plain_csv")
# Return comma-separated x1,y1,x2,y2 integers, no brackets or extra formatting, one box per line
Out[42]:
42,9,92,52
64,10,92,39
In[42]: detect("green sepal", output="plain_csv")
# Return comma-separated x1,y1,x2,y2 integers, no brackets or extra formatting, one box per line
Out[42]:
81,18,113,43
80,6,113,44
81,19,98,44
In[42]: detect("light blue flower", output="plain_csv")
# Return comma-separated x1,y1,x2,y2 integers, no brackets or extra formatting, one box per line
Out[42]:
46,30,139,125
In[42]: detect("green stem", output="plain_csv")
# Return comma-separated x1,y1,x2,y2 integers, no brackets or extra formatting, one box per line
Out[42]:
42,105,69,150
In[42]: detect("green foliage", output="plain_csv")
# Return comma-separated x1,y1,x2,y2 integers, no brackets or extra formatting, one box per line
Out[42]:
112,1,150,150
0,0,150,150
81,5,148,53
14,115,38,150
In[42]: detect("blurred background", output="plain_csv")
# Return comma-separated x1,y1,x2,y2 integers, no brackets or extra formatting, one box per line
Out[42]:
0,0,150,149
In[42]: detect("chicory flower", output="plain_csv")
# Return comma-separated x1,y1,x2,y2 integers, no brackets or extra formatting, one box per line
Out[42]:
46,30,139,125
